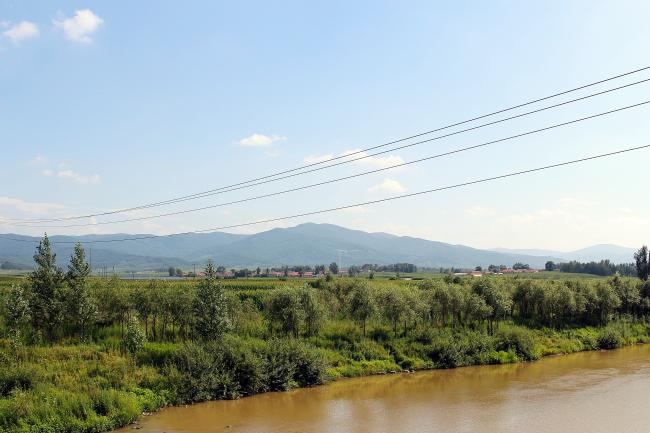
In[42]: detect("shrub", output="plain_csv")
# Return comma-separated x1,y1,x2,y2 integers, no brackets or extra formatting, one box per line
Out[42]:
0,364,38,397
368,326,391,342
427,342,464,368
598,327,623,349
496,327,539,361
137,342,179,367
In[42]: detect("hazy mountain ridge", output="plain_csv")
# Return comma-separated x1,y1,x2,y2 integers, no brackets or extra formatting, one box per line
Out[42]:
492,244,636,264
0,224,634,271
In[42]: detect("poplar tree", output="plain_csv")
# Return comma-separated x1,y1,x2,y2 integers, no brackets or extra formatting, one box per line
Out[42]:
634,246,649,281
66,242,97,339
192,261,231,340
4,284,31,346
28,234,65,341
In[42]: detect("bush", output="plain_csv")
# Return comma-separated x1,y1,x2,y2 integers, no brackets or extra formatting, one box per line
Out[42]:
368,326,391,342
496,327,539,361
0,364,38,397
137,342,179,367
261,339,326,390
427,342,464,368
598,327,623,349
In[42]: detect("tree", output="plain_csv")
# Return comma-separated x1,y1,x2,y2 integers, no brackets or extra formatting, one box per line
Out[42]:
472,279,512,333
545,261,556,271
193,261,231,340
513,262,530,270
299,286,324,337
131,283,153,337
168,266,175,277
349,283,376,337
95,276,130,336
65,243,97,340
634,246,649,281
329,262,339,275
123,315,146,357
268,287,304,337
28,234,65,341
4,285,31,346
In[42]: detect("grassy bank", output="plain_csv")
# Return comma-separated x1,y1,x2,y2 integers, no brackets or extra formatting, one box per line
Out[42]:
1,319,649,433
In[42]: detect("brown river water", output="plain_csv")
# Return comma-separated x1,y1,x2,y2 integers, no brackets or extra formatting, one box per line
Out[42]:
119,344,650,433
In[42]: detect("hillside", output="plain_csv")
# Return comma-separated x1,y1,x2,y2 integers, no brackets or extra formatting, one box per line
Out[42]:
0,223,632,271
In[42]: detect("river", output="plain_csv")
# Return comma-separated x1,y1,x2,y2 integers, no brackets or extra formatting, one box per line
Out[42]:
121,344,650,433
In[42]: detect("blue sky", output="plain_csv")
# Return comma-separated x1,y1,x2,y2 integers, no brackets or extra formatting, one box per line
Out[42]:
1,0,649,250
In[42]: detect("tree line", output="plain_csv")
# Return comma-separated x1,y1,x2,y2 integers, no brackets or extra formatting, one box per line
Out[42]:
4,237,650,349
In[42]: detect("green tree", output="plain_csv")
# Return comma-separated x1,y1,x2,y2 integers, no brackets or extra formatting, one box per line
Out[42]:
472,279,512,333
268,287,304,337
329,262,339,275
545,261,556,271
123,315,146,356
65,242,97,340
94,276,130,336
4,284,31,346
131,283,153,337
28,234,65,341
298,286,324,337
634,246,649,281
379,287,418,336
349,283,376,337
193,261,231,340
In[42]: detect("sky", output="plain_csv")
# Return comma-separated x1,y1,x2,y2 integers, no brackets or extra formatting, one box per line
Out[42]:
1,0,650,251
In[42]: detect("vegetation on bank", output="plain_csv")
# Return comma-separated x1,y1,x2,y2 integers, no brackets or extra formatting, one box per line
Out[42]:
1,236,650,433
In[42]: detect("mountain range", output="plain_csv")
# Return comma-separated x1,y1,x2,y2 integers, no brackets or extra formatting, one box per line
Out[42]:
0,223,636,271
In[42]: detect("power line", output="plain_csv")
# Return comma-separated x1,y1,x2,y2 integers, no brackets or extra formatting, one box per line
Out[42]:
1,143,647,245
13,99,650,229
4,66,649,224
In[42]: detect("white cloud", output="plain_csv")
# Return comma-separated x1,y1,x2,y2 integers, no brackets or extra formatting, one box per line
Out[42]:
0,196,65,215
54,9,103,43
238,133,287,147
303,149,405,170
303,154,334,164
342,149,405,169
368,178,406,194
558,196,596,208
41,168,100,184
29,155,48,166
3,21,39,43
35,157,100,185
56,169,100,184
466,206,497,217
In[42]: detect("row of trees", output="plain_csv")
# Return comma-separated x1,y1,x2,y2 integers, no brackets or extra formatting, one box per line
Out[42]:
554,260,636,276
5,236,650,348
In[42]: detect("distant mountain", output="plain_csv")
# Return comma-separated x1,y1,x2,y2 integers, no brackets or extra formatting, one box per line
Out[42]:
492,243,635,264
0,223,624,271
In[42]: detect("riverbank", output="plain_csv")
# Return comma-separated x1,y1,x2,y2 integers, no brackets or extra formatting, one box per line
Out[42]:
1,320,649,433
114,344,650,433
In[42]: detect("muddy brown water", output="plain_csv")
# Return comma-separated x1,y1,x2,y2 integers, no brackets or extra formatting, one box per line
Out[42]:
119,345,650,433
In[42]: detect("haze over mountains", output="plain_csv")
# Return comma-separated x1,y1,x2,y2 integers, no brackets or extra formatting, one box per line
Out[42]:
0,223,636,271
